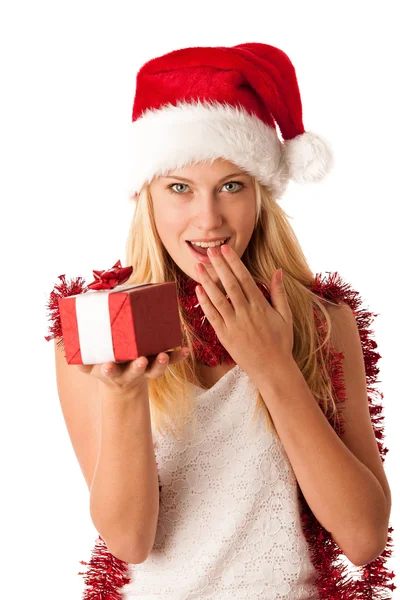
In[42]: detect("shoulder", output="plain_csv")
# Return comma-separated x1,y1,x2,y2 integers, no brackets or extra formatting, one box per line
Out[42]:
326,299,356,331
325,299,364,363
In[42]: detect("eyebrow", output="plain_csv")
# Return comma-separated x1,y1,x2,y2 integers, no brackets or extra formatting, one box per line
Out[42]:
162,172,249,184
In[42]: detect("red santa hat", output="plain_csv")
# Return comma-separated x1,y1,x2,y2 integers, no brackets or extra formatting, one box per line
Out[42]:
128,42,334,200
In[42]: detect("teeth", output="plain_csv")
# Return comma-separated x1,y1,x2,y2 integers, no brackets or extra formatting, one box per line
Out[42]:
191,238,227,248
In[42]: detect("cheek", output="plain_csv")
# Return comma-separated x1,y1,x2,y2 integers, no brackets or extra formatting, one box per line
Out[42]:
154,210,186,245
235,204,256,232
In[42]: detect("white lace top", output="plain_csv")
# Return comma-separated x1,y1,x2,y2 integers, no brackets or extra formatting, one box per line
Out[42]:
120,364,319,600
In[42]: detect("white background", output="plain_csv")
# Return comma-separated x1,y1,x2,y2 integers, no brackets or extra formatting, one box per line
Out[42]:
1,1,398,598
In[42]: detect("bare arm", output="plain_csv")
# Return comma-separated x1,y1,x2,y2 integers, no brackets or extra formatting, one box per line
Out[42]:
90,384,159,565
58,344,189,565
254,357,390,567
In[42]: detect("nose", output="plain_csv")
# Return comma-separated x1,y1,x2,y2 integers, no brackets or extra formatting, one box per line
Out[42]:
193,194,225,230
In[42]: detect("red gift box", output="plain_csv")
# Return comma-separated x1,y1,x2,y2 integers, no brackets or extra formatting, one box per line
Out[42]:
54,261,183,365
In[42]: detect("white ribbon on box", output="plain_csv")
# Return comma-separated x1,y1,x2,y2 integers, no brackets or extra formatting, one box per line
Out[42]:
75,283,151,365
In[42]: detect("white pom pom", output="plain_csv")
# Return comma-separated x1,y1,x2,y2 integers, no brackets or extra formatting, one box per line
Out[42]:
283,131,334,183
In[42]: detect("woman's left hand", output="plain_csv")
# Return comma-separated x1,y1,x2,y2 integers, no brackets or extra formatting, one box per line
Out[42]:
194,244,295,383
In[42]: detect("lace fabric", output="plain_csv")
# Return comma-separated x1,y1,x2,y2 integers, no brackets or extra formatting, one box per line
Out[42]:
120,365,319,599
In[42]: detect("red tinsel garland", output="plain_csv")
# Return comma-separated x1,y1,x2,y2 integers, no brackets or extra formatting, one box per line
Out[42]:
44,269,396,599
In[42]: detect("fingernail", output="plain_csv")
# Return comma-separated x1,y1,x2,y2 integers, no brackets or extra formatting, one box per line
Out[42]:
182,348,190,357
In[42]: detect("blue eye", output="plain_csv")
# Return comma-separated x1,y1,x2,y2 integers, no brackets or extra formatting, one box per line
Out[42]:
167,181,245,194
168,183,189,194
222,181,244,193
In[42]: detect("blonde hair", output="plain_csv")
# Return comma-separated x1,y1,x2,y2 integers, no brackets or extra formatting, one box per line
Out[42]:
124,169,340,441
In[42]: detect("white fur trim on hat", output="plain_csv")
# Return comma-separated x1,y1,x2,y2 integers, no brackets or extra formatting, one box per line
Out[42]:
127,100,290,199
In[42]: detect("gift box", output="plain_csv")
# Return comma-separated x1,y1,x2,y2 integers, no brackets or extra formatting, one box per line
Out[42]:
54,261,183,365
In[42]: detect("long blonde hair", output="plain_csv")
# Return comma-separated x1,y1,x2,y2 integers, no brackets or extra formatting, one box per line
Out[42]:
124,171,340,441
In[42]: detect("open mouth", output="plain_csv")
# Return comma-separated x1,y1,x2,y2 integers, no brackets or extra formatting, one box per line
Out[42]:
185,237,230,256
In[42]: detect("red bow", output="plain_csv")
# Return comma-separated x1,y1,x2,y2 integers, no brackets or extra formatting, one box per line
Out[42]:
87,260,133,290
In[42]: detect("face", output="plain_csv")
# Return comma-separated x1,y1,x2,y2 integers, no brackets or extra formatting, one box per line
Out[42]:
149,158,257,293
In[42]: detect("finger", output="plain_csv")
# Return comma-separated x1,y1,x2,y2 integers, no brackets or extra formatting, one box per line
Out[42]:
218,243,266,306
206,246,248,310
100,361,125,379
101,356,148,384
102,361,117,374
165,347,191,364
195,284,225,328
271,269,292,323
144,347,190,377
148,348,189,372
196,263,234,323
143,352,170,379
144,347,188,367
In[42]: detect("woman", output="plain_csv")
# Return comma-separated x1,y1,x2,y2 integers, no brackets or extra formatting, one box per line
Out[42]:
46,42,394,599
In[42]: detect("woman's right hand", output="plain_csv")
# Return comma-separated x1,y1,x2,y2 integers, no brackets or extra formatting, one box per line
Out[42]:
75,347,190,396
